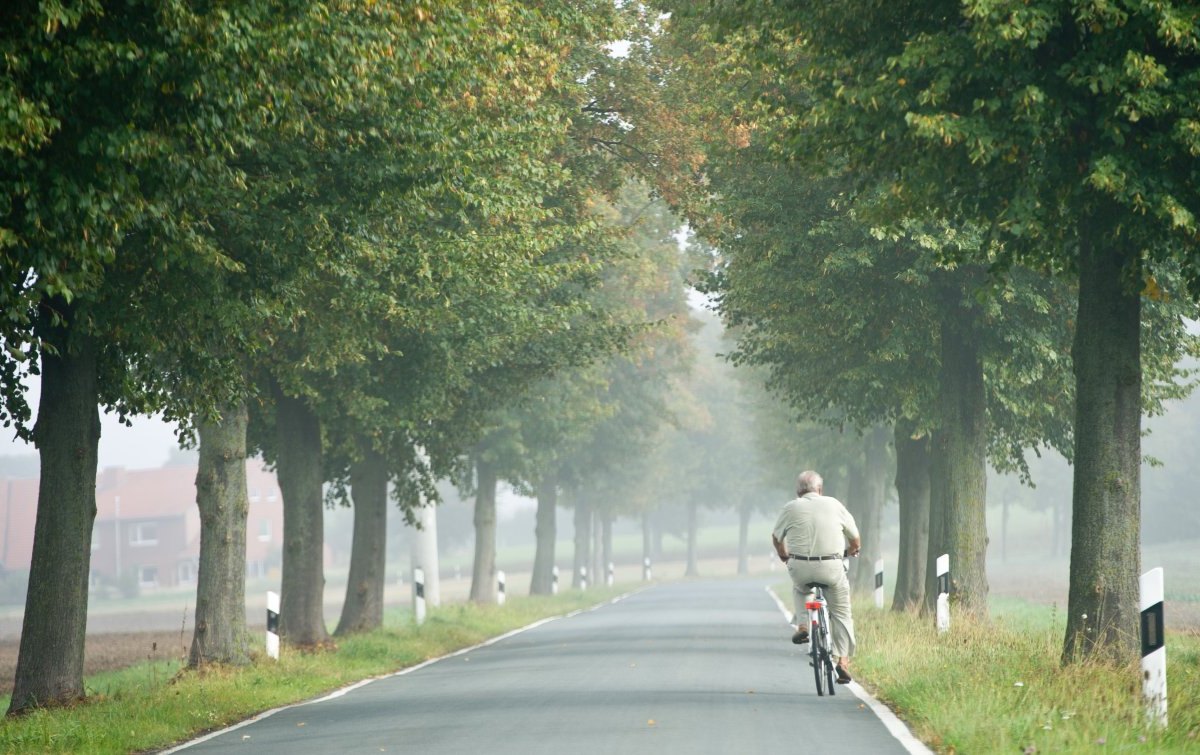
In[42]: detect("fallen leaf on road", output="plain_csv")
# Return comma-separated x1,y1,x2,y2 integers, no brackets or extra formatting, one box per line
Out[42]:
647,719,656,726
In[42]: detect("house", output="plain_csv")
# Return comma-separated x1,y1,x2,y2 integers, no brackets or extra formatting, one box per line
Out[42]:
0,460,285,591
0,477,38,578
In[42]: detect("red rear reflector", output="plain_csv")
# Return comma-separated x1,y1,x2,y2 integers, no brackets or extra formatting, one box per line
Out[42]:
805,602,822,610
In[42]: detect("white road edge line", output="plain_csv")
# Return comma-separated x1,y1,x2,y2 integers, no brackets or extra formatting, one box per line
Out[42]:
162,590,641,753
766,586,933,755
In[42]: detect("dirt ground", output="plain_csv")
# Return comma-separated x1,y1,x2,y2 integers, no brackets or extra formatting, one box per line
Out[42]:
0,629,193,696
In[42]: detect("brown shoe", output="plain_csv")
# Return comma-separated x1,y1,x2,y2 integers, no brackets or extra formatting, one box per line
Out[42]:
835,664,852,684
791,628,809,644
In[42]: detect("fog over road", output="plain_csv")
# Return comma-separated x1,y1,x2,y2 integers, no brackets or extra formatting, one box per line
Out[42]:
171,579,922,754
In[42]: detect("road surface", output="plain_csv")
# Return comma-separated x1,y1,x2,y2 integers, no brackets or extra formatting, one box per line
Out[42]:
171,579,924,754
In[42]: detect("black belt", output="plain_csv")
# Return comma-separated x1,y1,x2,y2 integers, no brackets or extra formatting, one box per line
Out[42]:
788,554,841,561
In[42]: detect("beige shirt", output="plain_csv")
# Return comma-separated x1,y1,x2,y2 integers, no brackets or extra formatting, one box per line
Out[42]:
772,492,860,558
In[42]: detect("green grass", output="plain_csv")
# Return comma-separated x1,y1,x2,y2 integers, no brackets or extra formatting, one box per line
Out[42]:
850,598,1200,753
0,587,626,754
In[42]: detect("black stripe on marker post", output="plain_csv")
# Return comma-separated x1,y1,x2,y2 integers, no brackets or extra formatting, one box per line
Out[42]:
875,571,884,590
267,608,279,634
1141,601,1164,657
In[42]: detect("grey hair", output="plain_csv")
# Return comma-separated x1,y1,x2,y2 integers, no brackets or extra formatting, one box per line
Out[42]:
796,470,823,496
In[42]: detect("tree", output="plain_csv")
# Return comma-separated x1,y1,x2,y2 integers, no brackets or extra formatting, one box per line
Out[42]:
1,2,299,713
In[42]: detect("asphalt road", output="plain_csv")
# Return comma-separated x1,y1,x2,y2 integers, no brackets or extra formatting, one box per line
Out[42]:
171,579,923,754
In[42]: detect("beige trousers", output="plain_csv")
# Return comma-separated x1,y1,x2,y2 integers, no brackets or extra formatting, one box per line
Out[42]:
787,558,857,660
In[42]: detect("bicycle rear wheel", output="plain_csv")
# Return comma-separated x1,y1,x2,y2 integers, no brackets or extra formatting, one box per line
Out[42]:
819,608,836,695
810,620,828,696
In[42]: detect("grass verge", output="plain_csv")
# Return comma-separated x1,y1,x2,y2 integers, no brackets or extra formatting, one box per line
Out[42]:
850,597,1200,753
0,587,626,754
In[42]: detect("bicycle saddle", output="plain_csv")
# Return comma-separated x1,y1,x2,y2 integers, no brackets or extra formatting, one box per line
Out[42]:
804,581,831,589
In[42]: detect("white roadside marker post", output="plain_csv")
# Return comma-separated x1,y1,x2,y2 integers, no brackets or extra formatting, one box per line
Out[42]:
1140,567,1168,728
936,554,950,634
644,557,652,582
874,559,885,609
580,565,588,591
607,562,614,587
551,565,559,595
413,566,427,626
497,570,507,605
266,591,280,660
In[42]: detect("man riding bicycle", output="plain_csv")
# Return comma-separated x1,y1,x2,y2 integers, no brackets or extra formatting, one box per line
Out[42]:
771,470,860,684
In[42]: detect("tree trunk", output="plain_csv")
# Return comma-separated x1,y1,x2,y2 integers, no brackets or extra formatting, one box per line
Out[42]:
469,457,498,603
602,513,613,584
642,511,652,576
736,503,752,575
1002,493,1009,563
335,446,388,636
651,511,664,559
274,386,329,646
892,419,930,611
590,509,604,584
846,461,867,587
573,497,591,588
685,500,699,576
530,473,557,595
925,279,990,616
826,466,849,500
189,401,251,667
1063,225,1141,665
8,321,100,715
922,427,946,616
1052,497,1068,558
853,425,890,594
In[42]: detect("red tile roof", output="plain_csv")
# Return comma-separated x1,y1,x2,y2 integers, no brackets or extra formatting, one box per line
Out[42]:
1,461,284,573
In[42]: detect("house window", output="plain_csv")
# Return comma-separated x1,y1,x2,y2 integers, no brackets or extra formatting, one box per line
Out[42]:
257,519,271,543
250,487,261,503
91,531,100,551
130,523,158,546
138,565,159,588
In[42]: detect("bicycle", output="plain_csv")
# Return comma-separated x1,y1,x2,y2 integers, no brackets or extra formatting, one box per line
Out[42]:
801,554,851,697
803,579,837,696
